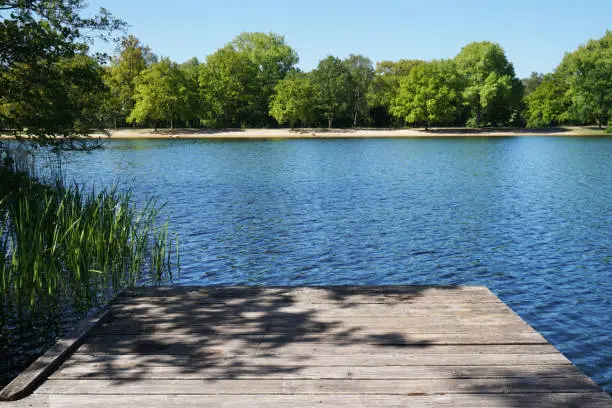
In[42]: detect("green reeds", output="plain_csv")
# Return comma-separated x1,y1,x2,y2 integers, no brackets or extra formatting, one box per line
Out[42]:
0,147,178,334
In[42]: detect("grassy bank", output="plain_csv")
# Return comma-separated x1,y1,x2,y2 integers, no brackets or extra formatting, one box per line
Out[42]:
0,145,178,387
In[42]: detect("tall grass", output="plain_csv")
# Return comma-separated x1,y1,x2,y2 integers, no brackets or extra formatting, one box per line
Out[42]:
0,144,178,341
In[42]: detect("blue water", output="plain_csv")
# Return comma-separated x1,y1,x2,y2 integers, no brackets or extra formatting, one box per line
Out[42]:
62,137,611,393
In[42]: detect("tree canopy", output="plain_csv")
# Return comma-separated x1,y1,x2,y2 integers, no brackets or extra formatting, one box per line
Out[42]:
391,60,463,129
1,2,609,136
455,41,522,127
269,71,316,128
0,0,125,147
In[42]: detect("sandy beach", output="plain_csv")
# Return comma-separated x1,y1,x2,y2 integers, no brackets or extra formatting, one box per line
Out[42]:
2,127,607,141
102,126,608,139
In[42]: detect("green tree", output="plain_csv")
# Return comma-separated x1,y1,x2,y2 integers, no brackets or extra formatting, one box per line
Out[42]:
522,72,544,96
199,46,258,127
0,0,124,146
312,56,352,128
127,58,183,129
560,31,612,127
455,41,522,127
1,53,108,146
390,60,463,129
105,35,156,127
344,54,374,127
269,71,316,128
368,60,424,126
524,73,572,127
229,32,298,125
178,57,202,127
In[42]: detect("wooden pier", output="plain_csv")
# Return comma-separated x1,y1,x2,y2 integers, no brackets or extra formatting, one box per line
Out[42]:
6,286,612,407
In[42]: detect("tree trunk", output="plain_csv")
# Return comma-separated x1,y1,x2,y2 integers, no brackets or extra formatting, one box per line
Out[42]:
170,118,173,129
353,109,358,128
476,104,481,128
328,116,332,129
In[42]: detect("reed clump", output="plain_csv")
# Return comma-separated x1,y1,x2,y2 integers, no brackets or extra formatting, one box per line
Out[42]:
0,145,178,385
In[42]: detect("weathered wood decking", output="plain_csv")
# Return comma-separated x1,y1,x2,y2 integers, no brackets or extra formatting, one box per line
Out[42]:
7,286,612,407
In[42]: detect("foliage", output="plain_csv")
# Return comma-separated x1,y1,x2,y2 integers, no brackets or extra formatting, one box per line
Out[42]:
0,0,125,146
390,60,463,129
269,72,316,128
0,146,177,357
344,54,375,127
228,32,299,126
522,72,544,96
455,41,523,127
198,32,298,127
524,73,572,127
1,53,108,147
178,57,202,127
560,31,612,127
128,58,184,129
199,46,258,127
311,56,352,128
104,35,156,127
369,60,424,126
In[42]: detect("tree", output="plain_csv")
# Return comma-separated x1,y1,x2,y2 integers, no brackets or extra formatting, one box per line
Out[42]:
229,33,298,124
524,73,572,127
344,55,374,127
127,58,183,129
455,42,522,127
390,60,463,129
105,35,156,127
522,72,544,96
0,0,124,147
311,56,352,128
369,60,424,127
178,57,202,127
199,33,298,128
269,71,316,128
560,31,612,128
1,53,108,146
199,46,258,127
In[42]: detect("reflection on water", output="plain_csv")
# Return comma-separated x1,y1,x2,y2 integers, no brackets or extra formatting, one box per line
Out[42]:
62,136,612,392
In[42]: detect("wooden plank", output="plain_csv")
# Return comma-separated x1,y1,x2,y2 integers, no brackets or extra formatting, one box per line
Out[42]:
76,332,548,355
14,393,612,408
112,293,503,305
0,305,112,401
116,286,502,304
122,285,491,297
63,350,574,367
76,341,557,356
109,302,514,316
93,321,536,335
50,364,583,380
35,377,602,395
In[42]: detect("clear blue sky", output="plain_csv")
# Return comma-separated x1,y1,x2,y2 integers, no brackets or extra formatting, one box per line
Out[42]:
89,0,611,78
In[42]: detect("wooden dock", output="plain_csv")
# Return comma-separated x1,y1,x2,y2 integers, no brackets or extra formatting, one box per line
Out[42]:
7,286,612,407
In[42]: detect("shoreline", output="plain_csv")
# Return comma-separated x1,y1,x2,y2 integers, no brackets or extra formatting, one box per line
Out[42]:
103,127,609,139
3,127,608,140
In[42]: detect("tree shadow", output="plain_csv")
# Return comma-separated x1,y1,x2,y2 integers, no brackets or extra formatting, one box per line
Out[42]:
38,285,610,407
53,286,440,384
423,127,572,134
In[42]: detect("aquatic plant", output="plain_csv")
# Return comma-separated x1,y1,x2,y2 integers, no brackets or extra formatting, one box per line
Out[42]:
0,145,178,338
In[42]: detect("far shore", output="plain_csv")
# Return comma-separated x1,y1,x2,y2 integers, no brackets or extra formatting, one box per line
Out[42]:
2,126,609,140
102,126,609,139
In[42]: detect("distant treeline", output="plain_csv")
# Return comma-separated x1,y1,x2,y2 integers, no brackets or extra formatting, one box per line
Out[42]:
2,27,611,133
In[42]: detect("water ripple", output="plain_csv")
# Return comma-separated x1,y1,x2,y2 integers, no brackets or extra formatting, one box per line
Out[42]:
61,136,612,393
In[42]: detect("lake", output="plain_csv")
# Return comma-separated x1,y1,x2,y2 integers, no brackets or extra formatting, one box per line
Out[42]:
62,136,611,393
